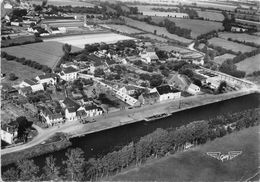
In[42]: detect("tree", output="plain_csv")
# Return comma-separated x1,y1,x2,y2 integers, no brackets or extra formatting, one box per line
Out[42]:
62,43,72,55
94,68,105,77
217,81,227,94
16,116,32,139
150,74,163,87
63,148,85,181
43,155,61,180
17,159,39,181
9,73,18,81
2,167,19,181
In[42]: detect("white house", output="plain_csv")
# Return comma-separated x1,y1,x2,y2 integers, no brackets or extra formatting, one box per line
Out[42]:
84,104,103,117
65,108,77,121
192,58,204,66
63,97,81,121
19,79,44,92
115,90,140,106
40,108,64,126
186,83,200,95
139,48,159,64
35,74,57,85
118,86,136,96
231,26,247,32
59,66,78,81
1,125,17,144
205,76,222,90
156,85,181,102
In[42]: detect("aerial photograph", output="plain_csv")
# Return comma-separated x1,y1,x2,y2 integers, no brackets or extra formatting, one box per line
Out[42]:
0,0,259,181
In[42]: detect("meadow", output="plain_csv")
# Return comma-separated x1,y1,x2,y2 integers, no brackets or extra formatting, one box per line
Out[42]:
44,33,136,49
138,33,168,42
152,17,224,38
29,0,94,7
112,126,260,181
213,53,236,65
236,54,260,74
208,38,256,53
219,32,260,45
123,17,192,44
100,24,143,34
197,10,224,21
2,41,80,68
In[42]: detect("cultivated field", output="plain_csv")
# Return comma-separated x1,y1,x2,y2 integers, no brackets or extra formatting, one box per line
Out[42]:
123,17,192,44
236,54,260,74
44,33,136,49
197,10,224,21
1,36,37,47
143,11,188,18
29,0,94,7
2,41,80,68
219,32,260,45
112,126,260,181
138,33,168,42
1,59,43,86
152,17,224,38
208,38,256,53
100,24,143,34
213,53,236,65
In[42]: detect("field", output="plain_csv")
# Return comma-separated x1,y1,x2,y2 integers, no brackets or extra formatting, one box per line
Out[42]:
29,0,94,7
208,38,256,53
44,33,136,49
152,17,224,38
1,59,43,86
143,11,188,18
100,24,143,34
213,53,236,65
197,10,224,21
219,32,260,45
2,41,80,68
1,36,38,47
112,126,260,181
236,54,260,74
138,33,168,42
123,17,192,44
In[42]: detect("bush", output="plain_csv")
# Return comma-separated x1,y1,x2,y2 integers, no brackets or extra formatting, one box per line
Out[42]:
9,73,18,81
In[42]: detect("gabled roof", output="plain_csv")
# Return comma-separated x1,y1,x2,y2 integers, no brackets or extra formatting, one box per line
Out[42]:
63,66,78,74
67,107,78,113
63,97,80,110
142,92,159,99
24,79,37,86
156,85,179,95
85,104,101,111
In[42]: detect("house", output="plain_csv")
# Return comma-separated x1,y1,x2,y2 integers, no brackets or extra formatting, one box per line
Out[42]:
84,104,103,117
139,48,159,64
40,107,64,126
118,86,136,96
65,108,78,121
156,85,181,102
205,76,222,90
1,124,18,145
192,58,204,65
115,90,140,106
138,91,160,105
59,66,78,81
35,74,57,85
186,83,200,95
76,109,88,119
62,97,81,121
19,79,44,92
231,26,247,32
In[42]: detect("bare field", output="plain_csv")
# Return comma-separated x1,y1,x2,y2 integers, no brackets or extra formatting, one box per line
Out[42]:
213,53,236,65
44,33,136,49
208,38,256,53
100,24,143,34
1,58,43,86
236,54,260,74
219,32,260,45
2,41,80,68
123,17,192,44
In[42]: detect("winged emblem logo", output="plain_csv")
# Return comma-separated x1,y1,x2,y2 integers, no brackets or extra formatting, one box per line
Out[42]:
206,151,242,162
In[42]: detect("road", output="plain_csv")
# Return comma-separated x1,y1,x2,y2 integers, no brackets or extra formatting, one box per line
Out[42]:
1,88,257,156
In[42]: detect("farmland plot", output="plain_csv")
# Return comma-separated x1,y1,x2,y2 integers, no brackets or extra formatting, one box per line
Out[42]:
100,24,143,34
219,32,260,45
208,38,256,53
213,53,236,65
236,54,260,74
197,10,224,21
30,0,94,7
138,33,168,42
123,17,192,44
44,33,136,49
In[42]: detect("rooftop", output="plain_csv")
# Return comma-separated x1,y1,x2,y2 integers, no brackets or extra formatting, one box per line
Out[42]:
63,97,80,110
63,66,78,74
156,85,179,95
24,79,37,86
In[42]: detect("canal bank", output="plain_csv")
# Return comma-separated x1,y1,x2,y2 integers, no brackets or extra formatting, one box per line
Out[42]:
1,91,259,170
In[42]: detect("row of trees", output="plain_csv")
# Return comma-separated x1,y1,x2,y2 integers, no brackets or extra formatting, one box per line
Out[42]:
1,51,52,73
3,108,259,181
227,38,260,48
219,59,246,78
164,19,192,39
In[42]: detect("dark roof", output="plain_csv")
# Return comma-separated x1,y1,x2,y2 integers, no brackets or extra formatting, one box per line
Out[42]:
24,79,36,86
38,74,55,80
76,109,87,116
67,107,78,113
142,92,159,99
85,104,100,111
63,66,78,74
20,86,32,93
63,97,80,110
42,107,63,120
156,85,179,95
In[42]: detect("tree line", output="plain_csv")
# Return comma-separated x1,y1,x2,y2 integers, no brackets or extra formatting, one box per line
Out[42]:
2,108,259,181
1,51,52,73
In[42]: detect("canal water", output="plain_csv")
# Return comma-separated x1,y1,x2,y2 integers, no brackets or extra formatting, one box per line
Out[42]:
2,93,260,173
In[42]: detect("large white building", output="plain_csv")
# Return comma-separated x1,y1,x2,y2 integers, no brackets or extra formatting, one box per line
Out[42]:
59,66,78,81
156,85,181,102
19,79,44,92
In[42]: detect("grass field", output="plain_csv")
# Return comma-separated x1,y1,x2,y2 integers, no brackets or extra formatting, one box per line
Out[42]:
208,38,256,53
123,17,192,44
213,53,236,65
29,0,94,7
112,126,260,181
2,41,81,68
1,58,43,86
152,17,224,38
100,24,143,34
197,10,224,21
44,33,136,49
138,33,168,42
219,32,260,45
236,54,260,74
1,36,38,47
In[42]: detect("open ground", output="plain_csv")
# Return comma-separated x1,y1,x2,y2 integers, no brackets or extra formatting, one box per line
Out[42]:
111,126,260,181
43,33,136,49
208,38,256,53
2,41,81,68
1,58,44,86
236,54,260,74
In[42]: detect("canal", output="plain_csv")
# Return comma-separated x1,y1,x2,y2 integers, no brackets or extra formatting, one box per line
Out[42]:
2,93,260,173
